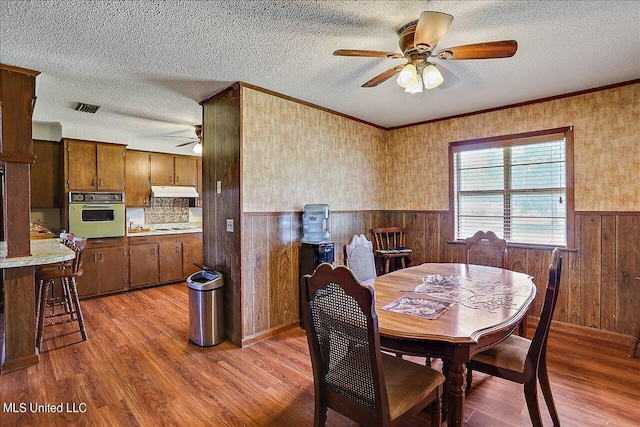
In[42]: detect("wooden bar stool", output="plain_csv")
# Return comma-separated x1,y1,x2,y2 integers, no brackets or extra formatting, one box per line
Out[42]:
35,236,88,351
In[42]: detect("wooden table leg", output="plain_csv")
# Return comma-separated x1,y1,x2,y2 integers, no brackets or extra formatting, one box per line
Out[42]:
1,266,39,373
445,361,466,427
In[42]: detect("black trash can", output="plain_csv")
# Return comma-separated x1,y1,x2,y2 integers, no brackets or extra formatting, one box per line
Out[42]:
187,269,224,346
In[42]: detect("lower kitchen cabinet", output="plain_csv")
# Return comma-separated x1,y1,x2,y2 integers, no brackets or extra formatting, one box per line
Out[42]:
77,238,128,298
129,240,160,288
128,232,202,288
158,237,183,283
182,233,204,277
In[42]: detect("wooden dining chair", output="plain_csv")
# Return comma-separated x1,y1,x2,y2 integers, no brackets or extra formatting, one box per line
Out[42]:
35,236,88,350
344,234,377,282
466,248,563,427
300,263,445,427
464,230,508,268
463,230,530,335
371,227,412,275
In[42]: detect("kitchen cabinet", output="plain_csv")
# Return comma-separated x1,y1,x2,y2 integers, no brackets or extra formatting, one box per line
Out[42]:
64,139,126,191
158,236,183,282
128,232,203,287
150,153,175,185
125,150,151,207
182,233,204,276
174,156,197,186
31,140,62,208
150,153,198,186
129,240,160,288
195,158,203,207
76,238,128,298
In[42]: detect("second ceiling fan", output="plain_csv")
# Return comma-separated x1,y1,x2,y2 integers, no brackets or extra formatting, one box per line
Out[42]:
334,11,518,93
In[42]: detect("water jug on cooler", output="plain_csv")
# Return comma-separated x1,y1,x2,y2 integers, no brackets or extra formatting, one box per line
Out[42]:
302,204,330,242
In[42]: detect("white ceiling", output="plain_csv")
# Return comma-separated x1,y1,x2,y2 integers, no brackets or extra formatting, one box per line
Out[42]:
1,1,639,145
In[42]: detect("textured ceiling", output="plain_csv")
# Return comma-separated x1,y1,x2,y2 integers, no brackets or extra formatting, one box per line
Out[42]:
1,1,639,146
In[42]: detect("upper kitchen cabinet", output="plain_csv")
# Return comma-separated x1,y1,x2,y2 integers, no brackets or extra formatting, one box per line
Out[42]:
64,139,125,191
150,153,197,187
31,140,62,208
174,156,197,186
125,150,151,207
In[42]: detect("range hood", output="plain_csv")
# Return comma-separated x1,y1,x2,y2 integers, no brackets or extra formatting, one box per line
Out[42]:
151,185,199,198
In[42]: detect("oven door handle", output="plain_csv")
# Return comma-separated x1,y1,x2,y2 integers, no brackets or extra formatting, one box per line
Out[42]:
81,205,115,209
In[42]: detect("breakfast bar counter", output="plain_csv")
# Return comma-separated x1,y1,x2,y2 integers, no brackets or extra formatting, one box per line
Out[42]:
1,239,75,373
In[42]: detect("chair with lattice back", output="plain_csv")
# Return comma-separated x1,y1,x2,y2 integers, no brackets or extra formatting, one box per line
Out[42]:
300,263,444,426
344,234,377,283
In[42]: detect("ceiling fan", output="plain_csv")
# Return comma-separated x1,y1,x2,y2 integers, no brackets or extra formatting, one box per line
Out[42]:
334,11,518,93
169,125,202,153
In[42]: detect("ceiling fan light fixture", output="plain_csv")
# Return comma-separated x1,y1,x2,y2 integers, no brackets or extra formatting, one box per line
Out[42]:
396,63,418,88
192,142,202,154
404,78,423,93
422,64,444,89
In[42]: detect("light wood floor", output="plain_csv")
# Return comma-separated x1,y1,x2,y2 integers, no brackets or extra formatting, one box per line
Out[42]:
1,283,638,426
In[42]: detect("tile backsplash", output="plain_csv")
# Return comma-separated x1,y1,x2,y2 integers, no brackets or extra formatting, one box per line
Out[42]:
144,198,189,223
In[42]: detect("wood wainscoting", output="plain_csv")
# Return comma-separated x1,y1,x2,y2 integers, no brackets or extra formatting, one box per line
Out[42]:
240,210,640,345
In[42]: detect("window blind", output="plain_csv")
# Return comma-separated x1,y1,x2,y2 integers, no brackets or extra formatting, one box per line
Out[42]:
452,133,568,246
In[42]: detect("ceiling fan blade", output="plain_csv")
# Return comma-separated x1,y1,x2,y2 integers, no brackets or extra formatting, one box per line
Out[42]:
432,63,459,89
414,11,454,52
175,141,195,147
361,65,404,88
334,49,403,59
435,40,518,60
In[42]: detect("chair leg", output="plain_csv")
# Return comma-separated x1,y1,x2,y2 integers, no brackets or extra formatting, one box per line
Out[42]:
384,258,390,274
427,388,442,427
68,277,88,341
314,401,328,427
539,352,561,426
36,280,51,350
524,378,544,427
629,326,640,358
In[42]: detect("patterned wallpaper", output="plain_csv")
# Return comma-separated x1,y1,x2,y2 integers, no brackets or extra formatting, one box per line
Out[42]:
241,88,387,212
241,83,639,213
385,83,640,212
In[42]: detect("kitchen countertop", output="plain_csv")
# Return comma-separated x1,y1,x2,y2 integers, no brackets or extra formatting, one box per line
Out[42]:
127,227,203,237
0,239,75,269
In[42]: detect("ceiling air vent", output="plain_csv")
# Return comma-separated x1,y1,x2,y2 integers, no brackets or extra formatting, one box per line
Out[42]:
74,102,101,113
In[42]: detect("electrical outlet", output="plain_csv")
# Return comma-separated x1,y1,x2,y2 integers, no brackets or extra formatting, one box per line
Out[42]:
226,219,234,232
217,180,222,194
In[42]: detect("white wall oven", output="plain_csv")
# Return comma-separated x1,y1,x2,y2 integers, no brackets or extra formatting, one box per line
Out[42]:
68,192,125,238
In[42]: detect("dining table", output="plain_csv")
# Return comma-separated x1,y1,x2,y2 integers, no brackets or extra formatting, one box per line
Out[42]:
370,263,536,427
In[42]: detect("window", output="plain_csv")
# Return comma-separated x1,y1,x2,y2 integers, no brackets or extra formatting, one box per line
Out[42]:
449,127,573,247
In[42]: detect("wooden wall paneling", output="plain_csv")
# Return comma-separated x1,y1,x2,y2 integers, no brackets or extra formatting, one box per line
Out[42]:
251,215,270,335
580,215,603,328
506,248,527,273
569,215,584,325
615,215,640,335
424,212,441,263
202,86,242,346
329,212,350,266
600,215,617,331
405,212,426,266
273,213,296,326
439,212,452,262
240,215,254,336
553,250,572,323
